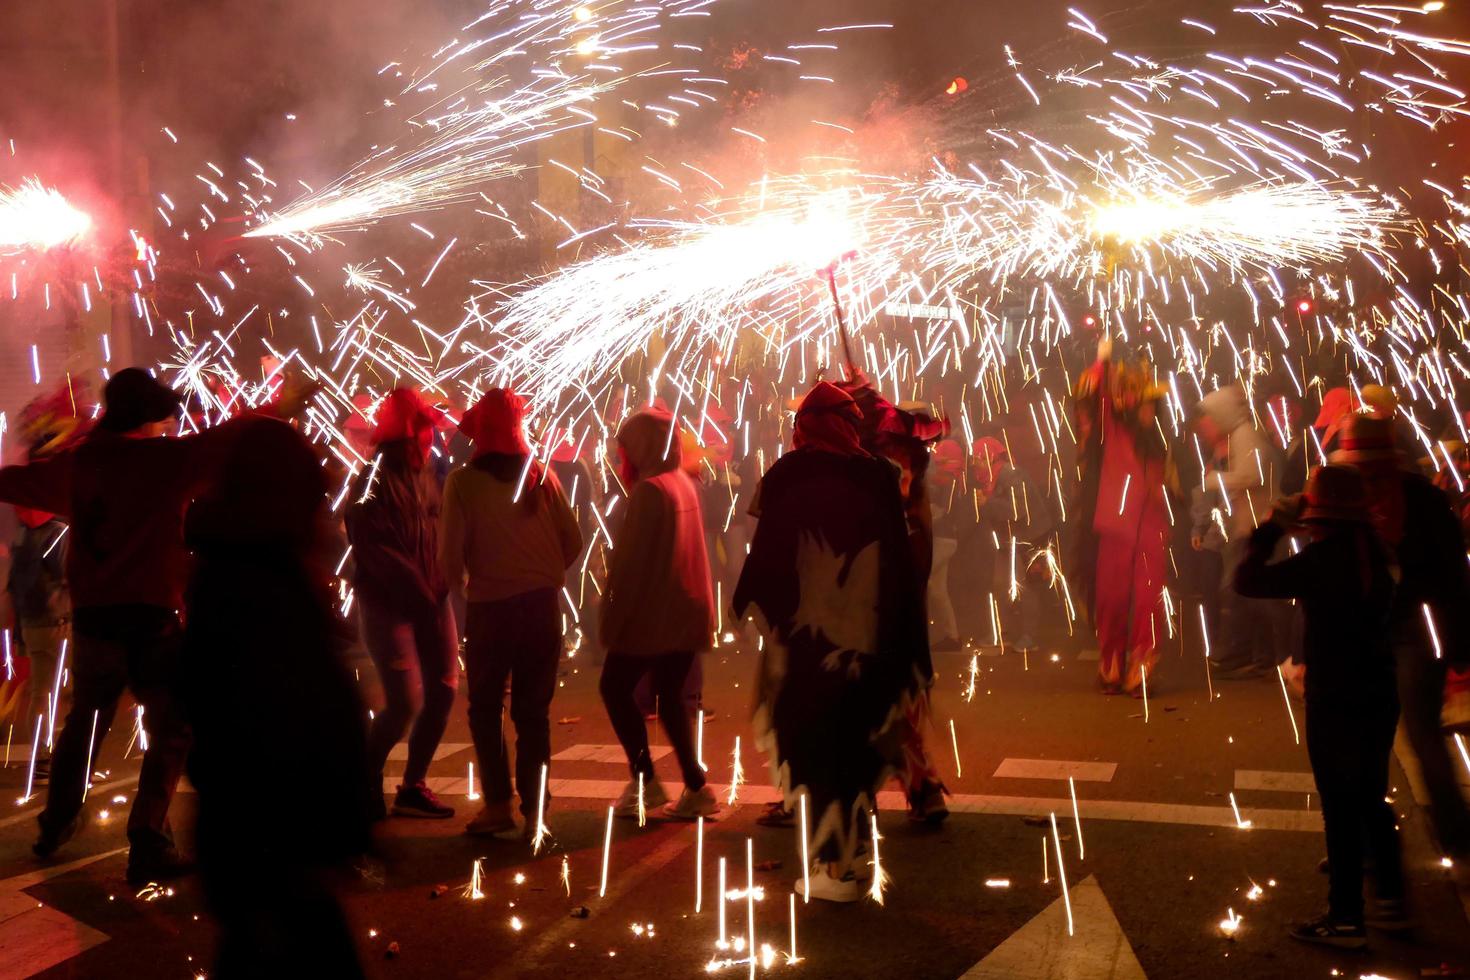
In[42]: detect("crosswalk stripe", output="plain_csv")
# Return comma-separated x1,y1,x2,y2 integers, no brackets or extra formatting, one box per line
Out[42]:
993,758,1117,782
338,778,1321,832
384,742,473,763
551,744,671,764
1233,770,1315,793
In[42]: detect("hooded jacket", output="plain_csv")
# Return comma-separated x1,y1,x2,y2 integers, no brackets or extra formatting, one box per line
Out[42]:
1197,386,1279,542
345,440,447,616
600,410,715,655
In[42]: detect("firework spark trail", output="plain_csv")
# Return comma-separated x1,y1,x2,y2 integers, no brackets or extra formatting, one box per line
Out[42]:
245,0,733,241
467,168,1398,408
0,180,92,252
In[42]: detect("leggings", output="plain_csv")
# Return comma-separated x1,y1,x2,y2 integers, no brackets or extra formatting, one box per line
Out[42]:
599,651,706,790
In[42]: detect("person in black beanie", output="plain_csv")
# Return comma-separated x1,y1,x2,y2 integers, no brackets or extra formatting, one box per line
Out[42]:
0,368,256,884
1236,465,1405,947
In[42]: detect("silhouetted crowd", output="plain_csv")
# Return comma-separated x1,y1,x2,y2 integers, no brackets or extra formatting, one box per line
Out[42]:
2,353,1468,970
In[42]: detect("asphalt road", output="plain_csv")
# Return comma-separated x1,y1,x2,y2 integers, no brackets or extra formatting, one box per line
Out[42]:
2,622,1468,980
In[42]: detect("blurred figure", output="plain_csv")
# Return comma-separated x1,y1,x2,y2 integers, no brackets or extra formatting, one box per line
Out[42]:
838,374,948,822
1333,415,1470,863
441,390,583,837
4,384,87,786
599,407,720,821
973,435,1055,652
183,417,370,978
346,388,458,820
0,368,211,884
926,439,967,649
734,383,929,901
1195,384,1291,680
1359,384,1426,466
1283,387,1357,494
1236,466,1404,946
1073,341,1171,694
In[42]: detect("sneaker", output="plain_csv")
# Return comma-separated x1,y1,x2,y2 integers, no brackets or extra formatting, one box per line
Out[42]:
1288,914,1367,949
126,847,195,888
392,782,455,819
466,800,517,837
795,864,861,903
1365,898,1414,932
664,785,720,820
613,778,668,819
908,781,949,825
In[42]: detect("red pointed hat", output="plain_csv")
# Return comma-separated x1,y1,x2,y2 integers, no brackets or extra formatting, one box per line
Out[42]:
370,388,441,445
459,388,531,456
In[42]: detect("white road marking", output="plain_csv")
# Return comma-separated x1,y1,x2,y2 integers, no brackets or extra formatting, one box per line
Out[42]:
994,758,1117,783
551,744,671,764
0,848,123,979
384,742,472,763
960,875,1146,979
371,778,1319,833
1234,770,1315,793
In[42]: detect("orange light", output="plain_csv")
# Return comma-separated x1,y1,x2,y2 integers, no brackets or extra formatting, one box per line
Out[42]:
945,77,968,96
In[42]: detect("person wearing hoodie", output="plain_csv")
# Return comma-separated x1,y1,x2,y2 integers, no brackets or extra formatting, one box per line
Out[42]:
599,407,720,822
441,389,584,837
1195,383,1292,679
0,368,225,885
346,388,458,820
733,382,930,901
1235,465,1405,947
1282,387,1357,495
1332,414,1470,863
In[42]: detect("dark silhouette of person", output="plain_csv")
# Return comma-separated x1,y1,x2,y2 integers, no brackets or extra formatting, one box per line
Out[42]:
0,368,226,884
182,415,371,977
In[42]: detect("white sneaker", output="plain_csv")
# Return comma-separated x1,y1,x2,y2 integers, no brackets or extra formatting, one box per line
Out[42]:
613,778,668,819
795,864,861,903
664,785,721,820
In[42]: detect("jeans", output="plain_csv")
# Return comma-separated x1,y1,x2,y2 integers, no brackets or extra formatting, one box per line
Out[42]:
41,605,190,858
1306,696,1403,923
1395,637,1470,856
359,598,458,789
928,537,959,641
464,589,562,817
993,547,1044,647
20,622,70,758
600,651,706,790
1218,538,1292,668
